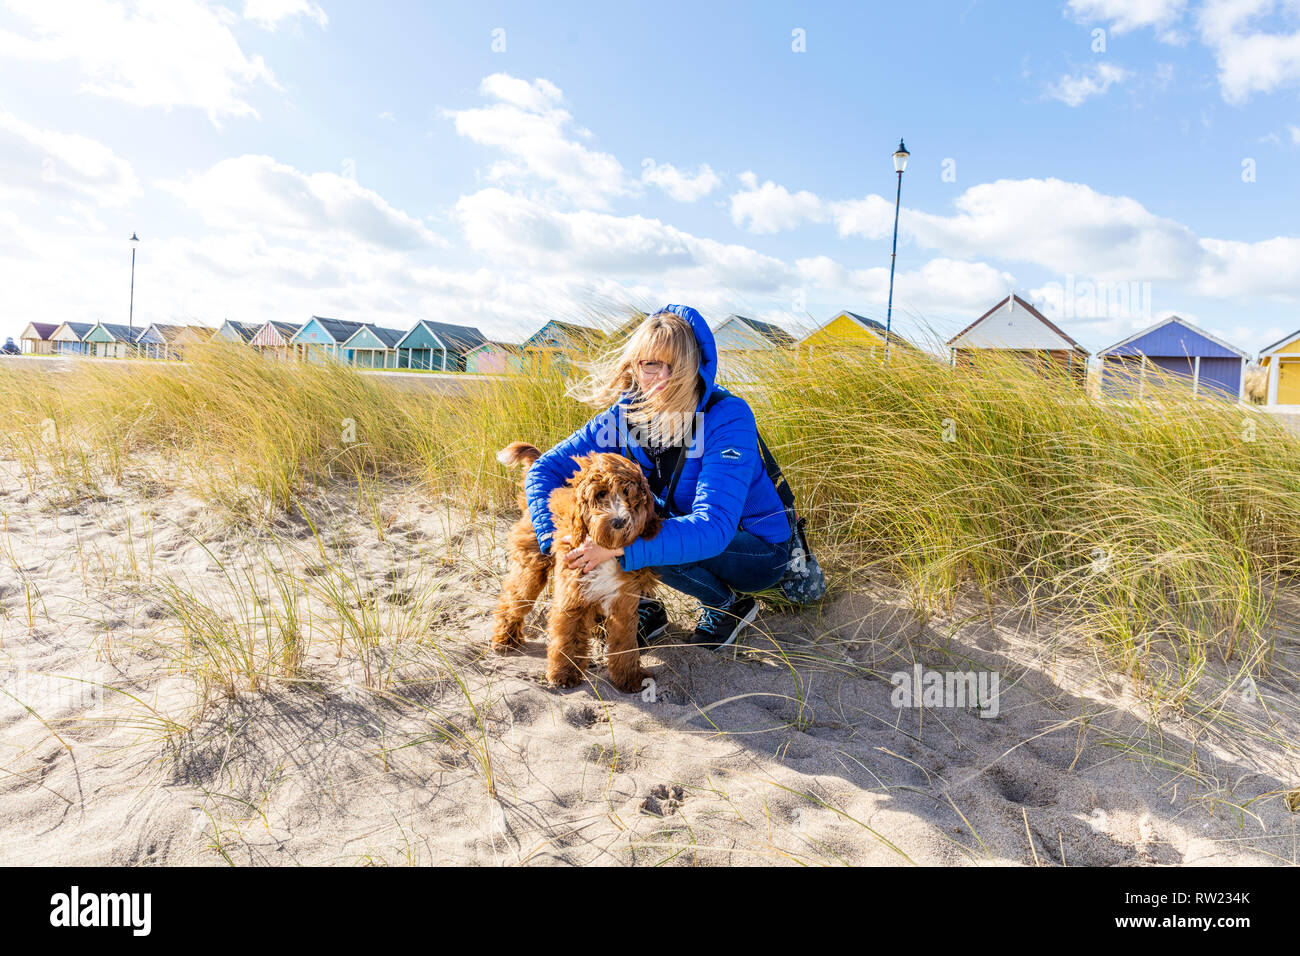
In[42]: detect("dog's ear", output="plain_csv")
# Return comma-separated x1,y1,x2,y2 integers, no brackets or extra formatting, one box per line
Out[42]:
566,454,592,487
636,477,663,539
564,483,590,546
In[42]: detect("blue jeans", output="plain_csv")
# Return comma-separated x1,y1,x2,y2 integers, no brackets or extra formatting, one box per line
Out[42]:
646,529,792,609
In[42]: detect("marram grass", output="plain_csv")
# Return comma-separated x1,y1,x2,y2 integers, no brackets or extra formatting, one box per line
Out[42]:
3,336,1299,701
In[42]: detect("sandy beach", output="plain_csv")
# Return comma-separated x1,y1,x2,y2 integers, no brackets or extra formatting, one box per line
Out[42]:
2,455,1296,866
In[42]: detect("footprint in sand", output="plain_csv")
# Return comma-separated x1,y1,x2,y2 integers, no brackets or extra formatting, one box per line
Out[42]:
639,783,686,817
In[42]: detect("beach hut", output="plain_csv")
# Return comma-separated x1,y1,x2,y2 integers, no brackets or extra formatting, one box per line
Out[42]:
713,314,797,352
180,325,215,349
215,320,260,344
82,322,141,359
946,294,1088,384
287,316,365,364
464,340,524,374
248,321,301,361
393,320,487,372
1098,315,1248,402
1257,328,1300,407
19,323,58,355
134,323,188,360
795,309,915,362
48,322,94,356
341,324,404,369
711,314,796,382
520,320,608,375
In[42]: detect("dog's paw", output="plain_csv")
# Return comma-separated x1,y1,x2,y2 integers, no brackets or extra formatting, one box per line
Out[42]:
490,630,525,653
547,664,584,688
490,618,527,653
491,634,525,654
608,666,647,695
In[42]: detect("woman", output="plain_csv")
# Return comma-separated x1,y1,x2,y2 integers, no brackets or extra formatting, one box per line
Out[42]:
524,304,792,650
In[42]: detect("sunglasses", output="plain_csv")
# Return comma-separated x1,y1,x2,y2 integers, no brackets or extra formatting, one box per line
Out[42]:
637,360,672,376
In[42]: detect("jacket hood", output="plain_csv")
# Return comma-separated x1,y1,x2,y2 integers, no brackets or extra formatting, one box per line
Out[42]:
658,303,717,410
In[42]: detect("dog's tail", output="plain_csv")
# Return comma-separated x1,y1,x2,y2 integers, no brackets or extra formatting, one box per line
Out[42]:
496,441,542,469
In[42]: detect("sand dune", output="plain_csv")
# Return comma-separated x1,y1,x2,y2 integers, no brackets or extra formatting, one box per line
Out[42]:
1,457,1297,866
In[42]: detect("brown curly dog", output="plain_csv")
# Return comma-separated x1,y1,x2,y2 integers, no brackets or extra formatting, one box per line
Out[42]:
491,441,662,692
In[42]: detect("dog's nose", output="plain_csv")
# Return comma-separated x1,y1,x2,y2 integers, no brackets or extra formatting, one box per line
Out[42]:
611,517,627,529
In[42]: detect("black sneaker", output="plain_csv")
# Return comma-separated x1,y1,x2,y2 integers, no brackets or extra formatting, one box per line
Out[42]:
689,595,759,651
636,598,668,648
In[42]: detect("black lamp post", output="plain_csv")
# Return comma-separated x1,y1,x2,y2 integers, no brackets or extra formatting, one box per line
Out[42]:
128,232,139,354
884,139,909,364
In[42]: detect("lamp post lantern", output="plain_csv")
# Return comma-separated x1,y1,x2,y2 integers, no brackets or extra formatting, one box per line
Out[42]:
128,232,139,353
884,139,909,364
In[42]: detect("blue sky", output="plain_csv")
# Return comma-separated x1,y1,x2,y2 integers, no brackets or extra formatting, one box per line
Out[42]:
4,0,1300,354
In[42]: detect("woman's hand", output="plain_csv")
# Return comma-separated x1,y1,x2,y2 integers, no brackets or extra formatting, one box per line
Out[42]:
560,536,624,574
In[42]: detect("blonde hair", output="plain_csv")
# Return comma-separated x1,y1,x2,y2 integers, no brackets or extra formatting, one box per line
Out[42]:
569,311,703,447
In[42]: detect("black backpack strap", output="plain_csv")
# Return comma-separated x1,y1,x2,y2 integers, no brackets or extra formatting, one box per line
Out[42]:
661,390,725,517
661,390,800,543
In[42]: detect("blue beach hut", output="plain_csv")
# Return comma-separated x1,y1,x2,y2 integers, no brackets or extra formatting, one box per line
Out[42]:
1098,315,1248,401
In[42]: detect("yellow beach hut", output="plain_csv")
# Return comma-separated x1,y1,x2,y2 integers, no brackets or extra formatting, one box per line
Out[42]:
796,310,898,360
1259,328,1300,407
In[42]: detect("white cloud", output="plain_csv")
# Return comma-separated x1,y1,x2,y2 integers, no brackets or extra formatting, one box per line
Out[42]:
729,171,827,233
1046,62,1131,105
1085,0,1300,102
1195,236,1300,297
1199,0,1300,102
1291,124,1300,143
640,160,722,202
455,187,793,293
159,155,444,251
445,74,628,208
0,0,279,123
828,194,898,241
831,177,1205,281
796,255,1016,323
1066,0,1188,34
243,0,328,29
701,167,1300,306
0,107,140,207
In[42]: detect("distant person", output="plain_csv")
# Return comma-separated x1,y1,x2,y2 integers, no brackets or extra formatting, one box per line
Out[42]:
2,337,19,355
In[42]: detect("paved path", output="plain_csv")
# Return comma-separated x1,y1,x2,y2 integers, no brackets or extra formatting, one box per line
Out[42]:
1,354,495,395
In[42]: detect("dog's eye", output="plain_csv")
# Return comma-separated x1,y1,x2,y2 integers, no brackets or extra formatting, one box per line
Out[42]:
595,489,607,501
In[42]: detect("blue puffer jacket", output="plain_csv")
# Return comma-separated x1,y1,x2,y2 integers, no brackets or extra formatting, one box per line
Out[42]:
525,304,792,572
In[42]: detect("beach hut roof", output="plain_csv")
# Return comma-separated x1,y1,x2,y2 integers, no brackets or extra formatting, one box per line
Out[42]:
1257,327,1300,358
342,324,406,349
521,319,608,350
249,321,301,347
393,319,488,354
21,322,59,340
713,314,797,348
218,320,261,342
429,319,486,352
1098,315,1249,360
138,323,187,343
52,322,95,340
795,309,892,342
946,294,1088,353
290,315,365,344
92,322,144,342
